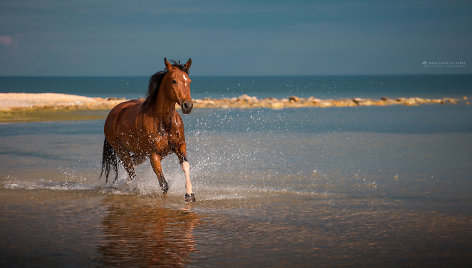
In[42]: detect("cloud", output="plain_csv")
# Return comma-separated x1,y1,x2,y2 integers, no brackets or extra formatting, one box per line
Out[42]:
0,35,14,46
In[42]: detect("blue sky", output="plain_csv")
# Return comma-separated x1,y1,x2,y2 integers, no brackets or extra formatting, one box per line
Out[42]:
0,0,471,76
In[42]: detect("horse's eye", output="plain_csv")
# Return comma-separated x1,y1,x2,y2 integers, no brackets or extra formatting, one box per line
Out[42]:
172,80,177,84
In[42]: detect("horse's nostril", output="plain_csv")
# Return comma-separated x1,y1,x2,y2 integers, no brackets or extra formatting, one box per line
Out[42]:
182,101,193,114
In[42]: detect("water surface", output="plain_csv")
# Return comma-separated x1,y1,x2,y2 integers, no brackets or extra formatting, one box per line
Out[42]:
1,75,471,99
1,105,472,266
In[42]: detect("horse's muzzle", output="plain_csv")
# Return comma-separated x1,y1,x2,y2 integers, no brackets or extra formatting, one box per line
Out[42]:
181,100,193,114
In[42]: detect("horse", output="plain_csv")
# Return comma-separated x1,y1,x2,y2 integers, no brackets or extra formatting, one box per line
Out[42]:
100,57,195,202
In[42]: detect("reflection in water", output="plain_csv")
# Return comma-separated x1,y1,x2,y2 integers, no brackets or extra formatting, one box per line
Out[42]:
98,196,199,267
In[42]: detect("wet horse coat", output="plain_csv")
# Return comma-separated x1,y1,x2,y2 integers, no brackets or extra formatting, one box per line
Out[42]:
100,58,195,202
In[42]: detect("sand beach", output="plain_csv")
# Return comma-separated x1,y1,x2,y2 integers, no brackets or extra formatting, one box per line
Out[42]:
0,93,467,122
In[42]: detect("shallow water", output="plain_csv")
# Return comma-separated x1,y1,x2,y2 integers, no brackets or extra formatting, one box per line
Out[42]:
1,106,472,266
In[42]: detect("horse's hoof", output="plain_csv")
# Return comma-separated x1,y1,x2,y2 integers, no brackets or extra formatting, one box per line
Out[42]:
185,193,195,203
161,182,169,194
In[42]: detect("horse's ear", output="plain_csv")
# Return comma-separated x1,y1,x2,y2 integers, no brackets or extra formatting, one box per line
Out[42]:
184,58,192,70
164,57,173,70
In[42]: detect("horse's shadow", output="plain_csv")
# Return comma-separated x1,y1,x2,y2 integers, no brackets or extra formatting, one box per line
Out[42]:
97,195,199,267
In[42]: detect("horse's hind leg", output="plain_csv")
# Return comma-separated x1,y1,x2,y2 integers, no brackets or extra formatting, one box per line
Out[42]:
131,154,147,166
149,153,168,194
116,149,136,180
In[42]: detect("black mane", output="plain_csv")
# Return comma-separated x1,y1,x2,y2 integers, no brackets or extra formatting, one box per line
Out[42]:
142,60,189,111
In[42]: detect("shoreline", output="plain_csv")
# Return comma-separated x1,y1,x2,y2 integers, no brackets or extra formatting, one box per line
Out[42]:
194,94,467,109
0,93,469,122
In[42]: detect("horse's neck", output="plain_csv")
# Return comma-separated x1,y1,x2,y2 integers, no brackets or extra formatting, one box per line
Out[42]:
148,87,176,127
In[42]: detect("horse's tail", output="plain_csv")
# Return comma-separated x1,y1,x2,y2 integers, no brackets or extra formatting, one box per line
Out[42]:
99,139,118,183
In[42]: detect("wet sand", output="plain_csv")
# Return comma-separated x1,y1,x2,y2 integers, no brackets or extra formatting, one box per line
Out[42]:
1,188,471,267
0,93,467,122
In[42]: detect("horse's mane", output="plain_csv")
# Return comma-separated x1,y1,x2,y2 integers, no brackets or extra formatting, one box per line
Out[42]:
142,60,190,111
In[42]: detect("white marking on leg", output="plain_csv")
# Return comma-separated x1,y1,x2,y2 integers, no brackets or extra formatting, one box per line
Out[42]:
181,161,192,194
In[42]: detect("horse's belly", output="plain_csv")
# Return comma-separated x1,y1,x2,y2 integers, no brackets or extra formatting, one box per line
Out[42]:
120,133,171,157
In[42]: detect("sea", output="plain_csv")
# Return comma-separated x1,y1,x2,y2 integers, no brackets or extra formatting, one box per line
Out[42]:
1,75,472,267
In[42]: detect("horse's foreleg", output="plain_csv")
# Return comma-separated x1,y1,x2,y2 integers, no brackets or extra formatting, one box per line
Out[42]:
150,153,168,194
176,144,195,202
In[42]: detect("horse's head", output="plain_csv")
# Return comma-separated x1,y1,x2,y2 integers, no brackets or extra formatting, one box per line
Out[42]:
164,57,193,114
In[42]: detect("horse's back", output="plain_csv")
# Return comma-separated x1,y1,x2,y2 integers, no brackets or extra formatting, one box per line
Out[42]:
104,99,143,139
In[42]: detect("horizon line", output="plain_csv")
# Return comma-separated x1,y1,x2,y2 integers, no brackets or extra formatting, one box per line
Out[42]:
1,73,471,78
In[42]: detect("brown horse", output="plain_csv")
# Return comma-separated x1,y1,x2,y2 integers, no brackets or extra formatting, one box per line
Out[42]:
100,58,195,202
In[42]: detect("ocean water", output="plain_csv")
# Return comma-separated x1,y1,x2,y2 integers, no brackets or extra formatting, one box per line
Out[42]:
1,74,472,99
1,76,472,267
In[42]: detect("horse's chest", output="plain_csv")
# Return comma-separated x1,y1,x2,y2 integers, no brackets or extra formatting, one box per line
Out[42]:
154,134,170,148
147,132,174,155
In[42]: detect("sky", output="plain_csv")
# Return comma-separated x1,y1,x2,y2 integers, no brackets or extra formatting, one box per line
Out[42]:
0,0,471,76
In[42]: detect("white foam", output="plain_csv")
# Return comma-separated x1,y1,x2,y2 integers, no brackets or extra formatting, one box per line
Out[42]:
2,178,95,191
